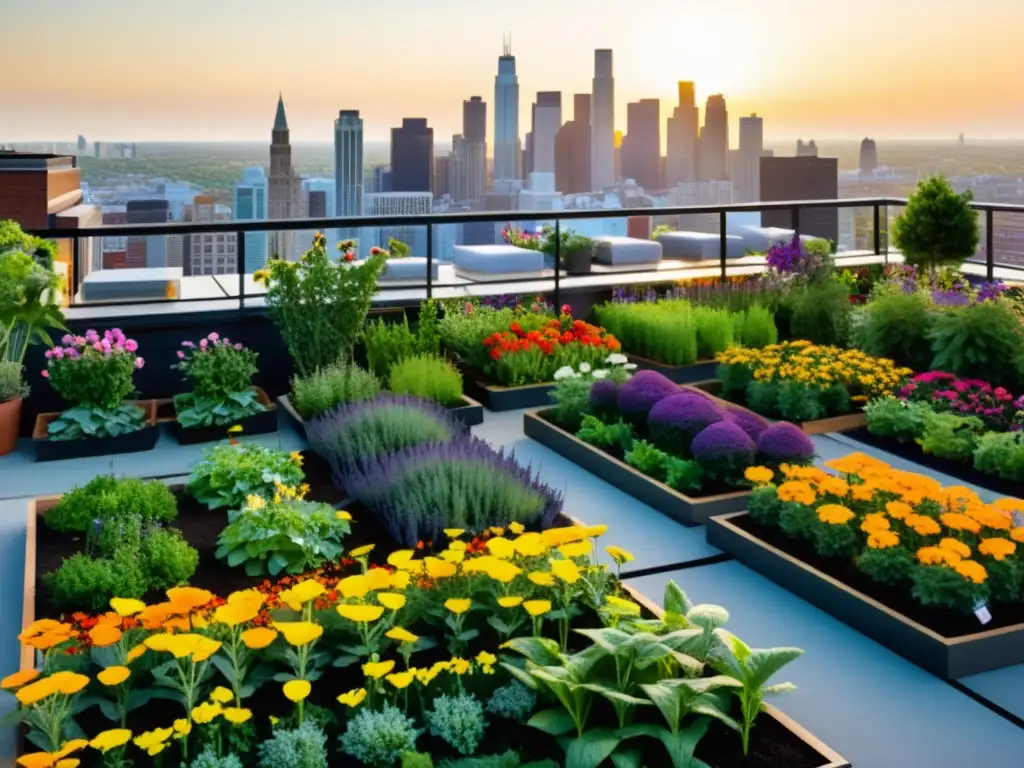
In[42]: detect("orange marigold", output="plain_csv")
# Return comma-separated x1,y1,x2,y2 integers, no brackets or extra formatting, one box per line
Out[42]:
867,530,900,549
817,504,855,525
906,514,941,537
860,513,890,533
954,559,987,585
777,481,816,506
941,512,982,534
938,538,971,559
917,546,961,567
978,538,1017,561
885,501,913,520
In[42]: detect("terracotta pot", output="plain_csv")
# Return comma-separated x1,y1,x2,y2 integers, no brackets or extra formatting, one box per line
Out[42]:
0,396,22,456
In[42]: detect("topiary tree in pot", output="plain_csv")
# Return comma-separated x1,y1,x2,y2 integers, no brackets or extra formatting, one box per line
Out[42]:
892,176,979,279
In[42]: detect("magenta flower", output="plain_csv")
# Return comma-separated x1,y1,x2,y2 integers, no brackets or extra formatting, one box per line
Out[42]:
92,342,104,353
199,339,208,350
134,357,145,370
177,350,185,359
41,370,48,379
124,339,138,352
61,334,74,345
207,332,220,342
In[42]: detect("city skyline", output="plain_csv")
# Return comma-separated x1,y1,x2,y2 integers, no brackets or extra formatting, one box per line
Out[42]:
4,0,1024,143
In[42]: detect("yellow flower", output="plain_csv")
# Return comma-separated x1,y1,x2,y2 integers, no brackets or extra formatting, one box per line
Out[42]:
490,526,506,536
17,753,59,768
559,541,591,559
50,671,90,696
272,621,324,646
604,595,641,615
55,740,88,760
866,530,899,550
362,660,396,679
508,522,526,535
387,550,417,568
88,624,121,648
523,600,552,617
209,686,234,704
282,580,325,606
282,680,311,702
337,604,386,623
89,729,132,753
97,666,130,687
486,537,517,559
336,510,352,521
241,627,278,649
425,558,458,579
1,668,40,690
376,592,407,611
338,574,371,599
448,657,471,675
350,544,375,558
513,533,548,557
173,719,192,737
222,707,253,725
475,651,497,667
955,559,988,585
978,538,1017,561
109,598,147,617
528,572,555,587
214,591,265,626
133,728,173,752
444,598,472,615
744,466,774,485
246,494,266,510
166,586,214,613
817,504,855,525
605,546,634,565
337,688,367,708
443,528,465,539
550,558,581,584
441,549,465,564
191,702,222,724
939,538,972,559
386,671,415,689
582,524,608,538
498,596,524,608
386,627,419,644
289,450,304,464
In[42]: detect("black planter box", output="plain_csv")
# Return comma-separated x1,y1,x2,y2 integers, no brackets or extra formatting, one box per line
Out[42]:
563,247,593,275
447,395,485,427
524,409,750,526
627,356,720,384
707,511,1024,679
841,428,1022,497
32,401,159,463
277,394,307,439
169,388,278,445
463,373,555,412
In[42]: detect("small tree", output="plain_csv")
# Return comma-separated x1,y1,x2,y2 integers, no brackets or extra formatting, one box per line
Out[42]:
892,176,979,276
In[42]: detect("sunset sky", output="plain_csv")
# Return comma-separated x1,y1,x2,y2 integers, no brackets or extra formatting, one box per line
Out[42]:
4,0,1023,143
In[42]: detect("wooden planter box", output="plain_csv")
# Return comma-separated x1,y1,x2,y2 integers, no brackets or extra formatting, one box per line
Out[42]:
627,355,720,385
168,387,277,445
707,512,1024,679
464,373,555,412
279,394,485,437
31,400,159,462
523,409,751,526
693,380,867,436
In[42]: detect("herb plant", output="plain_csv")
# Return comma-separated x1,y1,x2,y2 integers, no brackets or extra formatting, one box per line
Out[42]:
187,443,305,511
0,360,28,403
388,354,464,407
45,475,178,533
0,245,65,363
290,361,381,421
340,704,419,767
173,333,264,428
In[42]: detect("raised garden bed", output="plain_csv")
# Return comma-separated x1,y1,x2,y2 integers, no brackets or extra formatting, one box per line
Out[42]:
278,393,485,437
463,369,555,412
167,386,277,445
524,409,751,525
840,428,1021,498
707,511,1024,679
693,380,867,436
31,400,160,462
627,354,721,384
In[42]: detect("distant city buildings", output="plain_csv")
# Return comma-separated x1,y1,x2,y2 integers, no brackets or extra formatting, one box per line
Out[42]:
334,109,364,251
760,155,839,242
621,99,661,192
531,92,561,177
125,199,170,268
555,93,591,195
590,49,615,191
450,95,487,203
666,81,699,186
796,139,819,157
493,35,520,191
233,166,268,272
363,192,432,256
698,95,729,181
733,114,764,203
391,118,434,193
268,94,303,260
859,138,878,178
188,194,236,275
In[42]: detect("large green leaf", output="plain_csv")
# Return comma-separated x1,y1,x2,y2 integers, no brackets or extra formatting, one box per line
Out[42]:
663,581,693,615
563,728,623,768
747,647,804,690
574,627,632,655
504,636,563,666
528,707,576,737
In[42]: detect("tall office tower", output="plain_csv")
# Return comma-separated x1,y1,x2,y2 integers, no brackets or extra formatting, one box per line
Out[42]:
591,49,615,190
363,192,432,256
760,156,839,242
371,165,392,194
268,94,300,261
698,95,729,181
666,81,699,186
451,96,487,202
391,118,434,193
463,95,486,143
796,139,819,157
77,135,87,154
125,200,170,268
100,206,128,269
435,152,452,198
188,195,237,275
620,99,661,191
307,190,327,217
555,93,591,194
94,142,101,158
234,166,268,273
531,92,562,177
334,110,364,250
859,138,878,177
733,114,764,203
493,34,520,190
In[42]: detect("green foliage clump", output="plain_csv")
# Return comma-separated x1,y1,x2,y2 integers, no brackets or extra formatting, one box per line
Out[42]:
733,306,778,349
257,721,329,768
172,334,264,428
893,175,980,274
290,361,381,421
401,753,435,768
427,692,486,756
187,443,306,511
973,431,1024,483
439,752,533,768
576,415,634,453
623,438,703,493
856,547,916,586
485,680,537,722
339,704,419,768
858,292,936,371
786,278,853,347
919,412,983,461
0,245,64,364
45,548,149,613
912,563,987,614
864,397,929,442
439,306,518,365
0,360,27,402
365,300,443,379
389,354,464,407
46,476,177,533
188,748,243,768
927,302,1024,389
141,528,201,590
0,219,57,268
748,485,786,527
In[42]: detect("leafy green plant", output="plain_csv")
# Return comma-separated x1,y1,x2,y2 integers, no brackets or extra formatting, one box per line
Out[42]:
0,246,65,364
339,704,419,768
927,302,1024,389
439,306,518,365
216,493,350,577
859,292,937,371
389,354,464,407
0,360,27,402
864,397,929,442
485,681,537,722
257,721,329,768
141,527,200,591
0,220,57,269
172,333,264,428
46,475,178,533
576,415,634,453
427,692,486,756
786,278,853,347
290,361,381,421
693,307,735,360
189,748,243,768
364,316,418,380
45,548,149,613
974,431,1024,483
625,439,670,479
187,443,305,511
893,175,980,275
919,411,984,461
258,232,386,377
733,306,778,349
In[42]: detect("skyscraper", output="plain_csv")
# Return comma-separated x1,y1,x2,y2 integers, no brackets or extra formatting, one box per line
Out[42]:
451,96,487,202
591,49,615,190
435,152,452,199
125,200,170,268
698,95,729,181
364,192,432,257
859,138,878,177
463,96,486,143
531,92,562,176
555,94,591,194
733,114,764,203
188,195,237,275
334,110,364,250
391,118,434,193
268,93,300,260
493,34,520,190
796,139,819,157
666,81,699,186
234,166,268,273
620,99,661,191
760,156,839,242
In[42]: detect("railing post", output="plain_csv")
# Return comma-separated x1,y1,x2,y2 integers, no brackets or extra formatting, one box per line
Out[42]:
719,210,727,283
986,208,994,282
883,204,889,265
236,231,246,310
791,205,800,236
553,219,561,312
425,224,433,299
873,203,881,256
72,236,82,304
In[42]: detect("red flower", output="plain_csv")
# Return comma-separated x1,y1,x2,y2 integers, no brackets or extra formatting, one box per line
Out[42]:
490,347,503,360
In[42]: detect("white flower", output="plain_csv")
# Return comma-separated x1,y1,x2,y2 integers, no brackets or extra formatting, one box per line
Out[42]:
553,366,577,381
623,363,638,371
591,369,608,380
605,353,628,366
578,362,592,374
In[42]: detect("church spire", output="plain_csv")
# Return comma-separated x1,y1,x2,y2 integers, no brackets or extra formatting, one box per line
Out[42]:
274,92,288,132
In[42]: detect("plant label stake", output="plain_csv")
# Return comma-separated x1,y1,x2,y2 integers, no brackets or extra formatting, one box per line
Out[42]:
973,600,992,626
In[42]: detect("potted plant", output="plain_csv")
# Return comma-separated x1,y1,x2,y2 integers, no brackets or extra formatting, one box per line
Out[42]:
170,332,275,443
559,231,595,275
0,245,66,364
35,328,156,460
893,175,980,279
0,360,27,455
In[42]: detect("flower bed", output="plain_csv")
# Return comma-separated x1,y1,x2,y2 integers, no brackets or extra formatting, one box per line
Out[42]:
711,341,911,434
706,453,1024,678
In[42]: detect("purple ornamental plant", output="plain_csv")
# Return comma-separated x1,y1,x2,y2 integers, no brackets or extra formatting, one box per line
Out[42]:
648,393,725,440
756,422,815,464
616,370,679,421
691,421,756,465
724,407,770,441
589,378,619,415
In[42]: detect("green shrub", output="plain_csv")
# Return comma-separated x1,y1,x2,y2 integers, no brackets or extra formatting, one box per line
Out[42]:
928,302,1024,389
593,301,699,365
438,752,532,768
693,307,735,359
340,705,419,768
427,692,486,756
187,443,305,511
45,548,149,613
141,528,200,590
733,306,778,349
401,754,435,768
0,361,28,402
485,681,537,722
576,415,634,453
786,278,853,347
189,748,243,768
973,431,1024,482
290,361,381,421
893,176,980,275
856,547,916,586
258,721,328,768
439,306,518,366
864,397,929,442
364,316,418,379
389,354,463,407
46,476,177,534
919,412,983,461
859,292,936,371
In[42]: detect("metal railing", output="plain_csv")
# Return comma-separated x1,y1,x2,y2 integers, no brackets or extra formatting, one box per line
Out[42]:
26,196,1024,314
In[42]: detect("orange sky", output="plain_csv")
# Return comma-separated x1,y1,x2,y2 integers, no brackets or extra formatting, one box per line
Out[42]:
3,0,1023,142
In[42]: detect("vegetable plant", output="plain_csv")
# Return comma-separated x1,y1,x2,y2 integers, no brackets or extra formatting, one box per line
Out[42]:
187,443,306,511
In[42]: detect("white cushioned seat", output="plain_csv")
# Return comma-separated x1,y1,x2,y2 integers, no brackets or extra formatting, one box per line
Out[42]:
656,231,747,260
452,244,545,274
591,236,663,266
378,257,439,281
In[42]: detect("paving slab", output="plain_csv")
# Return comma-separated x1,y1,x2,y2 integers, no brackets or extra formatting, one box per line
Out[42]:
959,664,1024,721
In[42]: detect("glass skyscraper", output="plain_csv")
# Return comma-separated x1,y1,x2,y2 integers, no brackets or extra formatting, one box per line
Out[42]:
234,166,268,273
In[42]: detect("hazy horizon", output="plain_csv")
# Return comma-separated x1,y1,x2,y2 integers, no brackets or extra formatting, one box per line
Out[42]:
5,0,1024,144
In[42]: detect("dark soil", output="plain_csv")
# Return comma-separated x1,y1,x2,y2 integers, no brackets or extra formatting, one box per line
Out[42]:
732,514,1024,637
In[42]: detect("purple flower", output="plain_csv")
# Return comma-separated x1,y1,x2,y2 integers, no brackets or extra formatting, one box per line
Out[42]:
725,407,770,441
124,339,138,352
589,379,619,413
756,422,815,463
931,289,971,307
616,370,679,421
690,421,756,464
977,281,1007,303
648,393,725,440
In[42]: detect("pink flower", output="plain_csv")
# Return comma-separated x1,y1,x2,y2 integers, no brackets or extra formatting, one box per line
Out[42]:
92,342,104,353
207,332,220,342
134,357,145,370
84,329,99,343
61,334,74,345
100,338,112,350
234,343,243,350
75,336,86,346
53,347,64,359
40,370,48,379
124,339,138,352
182,340,195,348
199,339,208,350
177,350,185,359
44,349,53,359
